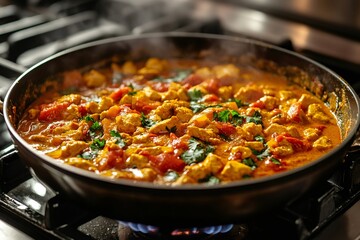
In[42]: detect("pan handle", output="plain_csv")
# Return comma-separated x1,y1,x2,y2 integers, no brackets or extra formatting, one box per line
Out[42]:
0,58,27,115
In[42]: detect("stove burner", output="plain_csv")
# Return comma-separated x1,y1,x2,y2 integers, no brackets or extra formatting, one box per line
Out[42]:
119,221,236,239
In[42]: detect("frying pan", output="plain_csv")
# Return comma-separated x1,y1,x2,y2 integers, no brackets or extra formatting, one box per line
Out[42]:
1,33,359,227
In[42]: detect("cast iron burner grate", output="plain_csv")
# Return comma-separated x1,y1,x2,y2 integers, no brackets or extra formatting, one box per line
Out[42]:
0,145,359,240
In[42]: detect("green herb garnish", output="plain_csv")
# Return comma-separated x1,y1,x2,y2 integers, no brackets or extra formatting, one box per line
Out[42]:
90,138,106,150
243,158,257,169
188,89,203,102
140,113,157,128
110,130,126,148
181,138,214,165
213,109,245,126
78,151,97,160
246,111,263,125
270,157,281,165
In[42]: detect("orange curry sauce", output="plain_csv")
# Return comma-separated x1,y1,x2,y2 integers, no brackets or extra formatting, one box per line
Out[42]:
17,58,341,185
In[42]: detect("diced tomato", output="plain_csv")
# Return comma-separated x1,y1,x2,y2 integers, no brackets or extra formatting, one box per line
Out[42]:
147,153,185,173
133,101,160,114
287,102,305,123
202,94,220,102
250,100,265,109
216,122,236,136
204,78,219,94
99,149,125,171
38,102,70,122
78,104,87,117
275,134,311,151
182,74,203,88
109,87,132,101
169,133,188,151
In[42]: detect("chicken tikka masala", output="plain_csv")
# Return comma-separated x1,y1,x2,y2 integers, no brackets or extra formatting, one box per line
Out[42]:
17,58,341,185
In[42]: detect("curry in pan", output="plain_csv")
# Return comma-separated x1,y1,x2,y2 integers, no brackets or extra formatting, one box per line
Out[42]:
17,58,341,185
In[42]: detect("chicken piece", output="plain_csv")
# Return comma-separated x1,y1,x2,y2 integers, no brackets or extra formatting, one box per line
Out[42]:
304,128,321,141
48,141,89,158
162,89,179,101
176,88,189,101
187,125,221,144
245,141,264,151
154,100,190,120
230,146,252,159
58,94,82,105
190,114,211,128
63,104,82,120
234,86,264,103
174,175,198,185
287,126,301,138
307,104,331,123
139,146,173,155
175,107,193,123
183,164,210,181
138,168,158,181
212,64,240,79
264,123,287,136
122,61,137,75
83,70,106,87
195,67,213,79
125,154,150,169
115,113,142,134
298,94,323,108
218,86,233,100
313,136,332,150
220,161,252,181
259,96,279,110
267,139,294,157
149,116,180,134
138,58,168,76
143,86,162,101
202,153,227,174
279,90,295,101
242,122,263,139
87,96,114,113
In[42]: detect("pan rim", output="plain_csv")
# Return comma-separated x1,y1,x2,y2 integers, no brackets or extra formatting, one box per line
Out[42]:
4,32,360,191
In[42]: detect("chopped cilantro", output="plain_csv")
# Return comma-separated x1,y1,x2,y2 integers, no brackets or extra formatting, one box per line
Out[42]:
199,175,220,185
253,147,271,160
78,151,97,160
181,138,214,165
270,157,281,165
110,130,126,148
213,109,245,126
90,121,102,131
140,113,156,128
164,171,179,182
127,91,137,96
83,115,95,122
188,89,203,102
246,111,262,125
90,138,106,150
254,135,265,144
243,158,257,169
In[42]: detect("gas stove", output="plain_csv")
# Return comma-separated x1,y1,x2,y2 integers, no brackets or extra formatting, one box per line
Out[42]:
0,0,359,239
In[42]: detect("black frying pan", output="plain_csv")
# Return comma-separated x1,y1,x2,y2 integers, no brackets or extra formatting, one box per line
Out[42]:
1,33,359,227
